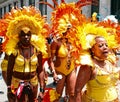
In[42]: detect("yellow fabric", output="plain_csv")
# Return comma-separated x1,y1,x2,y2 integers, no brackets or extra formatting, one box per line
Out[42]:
107,53,117,65
11,75,38,89
83,60,119,102
78,51,93,67
54,44,75,75
58,44,68,58
76,23,118,51
13,49,38,72
1,59,8,71
49,89,60,102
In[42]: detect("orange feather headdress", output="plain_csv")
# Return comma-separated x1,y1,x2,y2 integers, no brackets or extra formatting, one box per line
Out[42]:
40,0,98,36
0,19,8,50
39,0,98,60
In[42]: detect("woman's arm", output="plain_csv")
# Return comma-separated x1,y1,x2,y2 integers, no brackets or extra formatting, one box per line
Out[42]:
75,65,92,102
7,54,15,87
50,41,58,80
37,51,46,98
37,52,43,74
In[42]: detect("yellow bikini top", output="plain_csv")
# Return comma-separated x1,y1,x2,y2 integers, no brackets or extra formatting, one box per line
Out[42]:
13,49,38,72
57,44,68,58
53,43,75,75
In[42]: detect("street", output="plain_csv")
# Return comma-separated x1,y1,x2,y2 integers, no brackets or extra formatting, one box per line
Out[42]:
0,75,7,102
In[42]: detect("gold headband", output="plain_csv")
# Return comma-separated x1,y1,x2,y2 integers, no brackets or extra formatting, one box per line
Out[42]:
21,26,30,34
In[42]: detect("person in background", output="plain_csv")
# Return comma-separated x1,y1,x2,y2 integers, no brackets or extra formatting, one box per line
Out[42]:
0,37,9,85
50,27,77,102
39,15,53,98
0,49,8,85
0,19,9,85
0,37,8,84
0,37,6,94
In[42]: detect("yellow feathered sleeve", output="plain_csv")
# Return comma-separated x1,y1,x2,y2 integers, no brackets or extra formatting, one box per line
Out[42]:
77,50,93,67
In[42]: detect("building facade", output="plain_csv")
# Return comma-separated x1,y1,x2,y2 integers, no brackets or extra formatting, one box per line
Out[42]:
0,0,120,22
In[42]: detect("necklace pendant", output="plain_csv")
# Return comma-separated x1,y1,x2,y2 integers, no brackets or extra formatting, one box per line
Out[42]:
66,58,71,70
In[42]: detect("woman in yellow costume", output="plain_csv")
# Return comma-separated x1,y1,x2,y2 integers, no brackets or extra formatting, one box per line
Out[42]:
2,6,49,102
40,0,98,102
74,23,120,102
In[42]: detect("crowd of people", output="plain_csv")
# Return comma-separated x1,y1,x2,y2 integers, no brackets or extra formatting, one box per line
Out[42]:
0,0,120,102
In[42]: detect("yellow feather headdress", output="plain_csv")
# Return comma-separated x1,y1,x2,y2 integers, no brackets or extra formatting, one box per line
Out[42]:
2,6,49,55
77,23,118,49
73,22,119,65
98,19,120,47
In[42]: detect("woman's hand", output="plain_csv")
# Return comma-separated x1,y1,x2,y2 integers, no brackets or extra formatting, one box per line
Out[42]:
38,87,45,101
7,88,15,101
53,71,58,82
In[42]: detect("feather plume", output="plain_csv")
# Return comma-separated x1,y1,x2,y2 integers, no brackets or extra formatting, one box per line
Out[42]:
2,6,49,55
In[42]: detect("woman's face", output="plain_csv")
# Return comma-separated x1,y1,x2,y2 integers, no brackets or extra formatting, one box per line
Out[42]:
92,37,109,60
19,30,31,46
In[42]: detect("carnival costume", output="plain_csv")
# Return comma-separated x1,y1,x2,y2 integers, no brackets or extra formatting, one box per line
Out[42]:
76,21,120,101
1,6,49,95
39,0,98,101
47,0,98,75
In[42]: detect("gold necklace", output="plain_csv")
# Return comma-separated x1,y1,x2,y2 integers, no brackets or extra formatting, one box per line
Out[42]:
93,56,105,61
66,43,72,70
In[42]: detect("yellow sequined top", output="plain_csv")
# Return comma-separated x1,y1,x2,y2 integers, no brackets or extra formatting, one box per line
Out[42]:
13,49,38,72
52,44,75,75
84,60,119,102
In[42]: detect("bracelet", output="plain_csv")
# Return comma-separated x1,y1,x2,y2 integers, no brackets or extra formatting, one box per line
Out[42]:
40,88,44,93
7,85,11,89
8,91,12,93
52,70,55,73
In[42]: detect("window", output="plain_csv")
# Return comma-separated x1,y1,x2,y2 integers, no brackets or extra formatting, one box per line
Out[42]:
91,0,99,20
0,8,2,18
39,0,47,15
39,0,43,15
29,0,35,6
8,4,12,12
14,1,18,8
44,0,47,15
4,6,6,14
20,0,24,7
111,0,120,22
